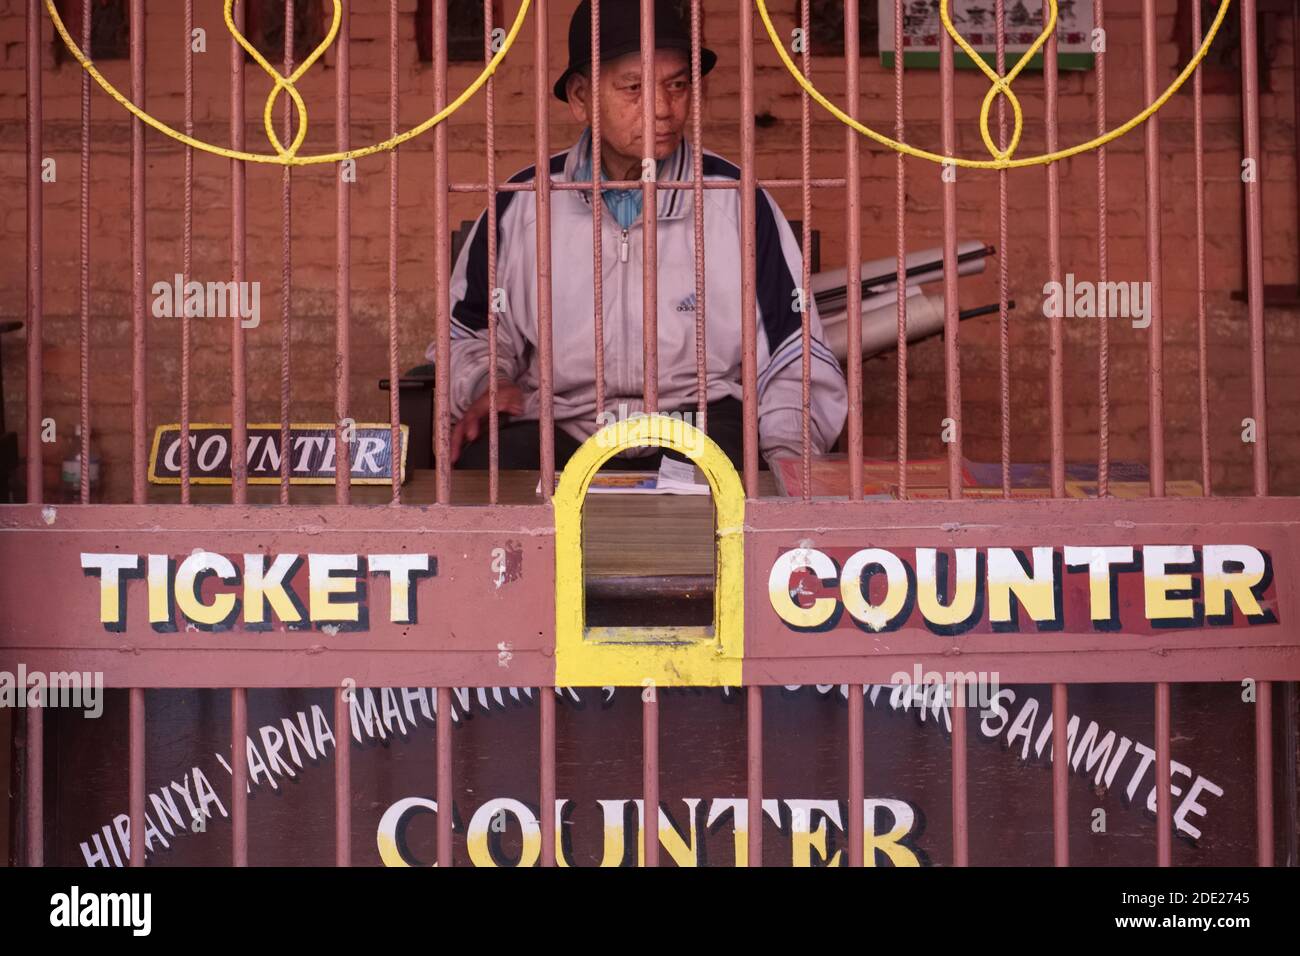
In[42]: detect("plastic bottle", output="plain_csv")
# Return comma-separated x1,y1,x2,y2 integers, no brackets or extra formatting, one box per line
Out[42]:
60,424,102,503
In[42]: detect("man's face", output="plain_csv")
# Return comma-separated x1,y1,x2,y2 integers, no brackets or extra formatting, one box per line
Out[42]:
565,48,691,174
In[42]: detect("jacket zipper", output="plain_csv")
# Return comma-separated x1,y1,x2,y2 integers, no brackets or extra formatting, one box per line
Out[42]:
590,170,656,403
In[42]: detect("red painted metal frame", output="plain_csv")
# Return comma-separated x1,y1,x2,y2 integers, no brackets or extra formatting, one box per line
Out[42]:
843,0,864,869
9,0,1294,869
743,496,1300,684
0,503,556,688
3,497,1295,685
128,0,147,869
1238,0,1273,867
1042,0,1068,867
940,10,967,865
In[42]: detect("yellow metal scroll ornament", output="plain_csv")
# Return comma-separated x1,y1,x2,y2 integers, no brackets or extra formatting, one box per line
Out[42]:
755,0,1234,169
44,0,531,166
553,416,744,687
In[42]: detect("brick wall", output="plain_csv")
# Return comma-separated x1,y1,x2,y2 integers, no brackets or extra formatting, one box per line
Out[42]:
1,0,1297,501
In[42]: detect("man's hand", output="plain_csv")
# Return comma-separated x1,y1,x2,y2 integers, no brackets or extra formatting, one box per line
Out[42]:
448,378,525,464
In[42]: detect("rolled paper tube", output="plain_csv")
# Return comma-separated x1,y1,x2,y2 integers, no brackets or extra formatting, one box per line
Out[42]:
810,239,990,313
818,287,947,363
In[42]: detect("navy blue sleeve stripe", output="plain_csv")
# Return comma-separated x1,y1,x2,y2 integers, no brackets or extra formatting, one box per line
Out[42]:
667,141,688,217
450,152,567,333
701,154,740,180
764,333,841,372
754,190,803,356
450,208,497,332
700,156,804,357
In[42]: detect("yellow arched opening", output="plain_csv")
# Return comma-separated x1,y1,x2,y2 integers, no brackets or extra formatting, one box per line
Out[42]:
553,414,744,686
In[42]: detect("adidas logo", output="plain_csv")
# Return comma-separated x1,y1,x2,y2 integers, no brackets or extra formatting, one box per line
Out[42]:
675,292,697,313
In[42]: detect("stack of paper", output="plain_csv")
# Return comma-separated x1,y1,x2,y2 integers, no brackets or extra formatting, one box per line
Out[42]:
654,456,711,494
537,455,711,495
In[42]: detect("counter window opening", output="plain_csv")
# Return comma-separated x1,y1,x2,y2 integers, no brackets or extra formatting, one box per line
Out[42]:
553,415,744,687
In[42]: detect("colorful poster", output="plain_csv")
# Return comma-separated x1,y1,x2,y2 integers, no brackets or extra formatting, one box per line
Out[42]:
879,0,1096,70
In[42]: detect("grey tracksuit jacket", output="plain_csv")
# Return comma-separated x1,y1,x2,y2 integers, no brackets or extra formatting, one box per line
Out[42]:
431,132,849,465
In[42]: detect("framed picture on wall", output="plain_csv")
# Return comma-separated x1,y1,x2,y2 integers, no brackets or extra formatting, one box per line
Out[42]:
878,0,1095,71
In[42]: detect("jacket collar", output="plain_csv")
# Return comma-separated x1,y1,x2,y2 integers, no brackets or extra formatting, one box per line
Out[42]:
564,127,693,222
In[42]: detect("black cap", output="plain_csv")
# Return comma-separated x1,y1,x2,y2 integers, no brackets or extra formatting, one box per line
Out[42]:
553,0,717,102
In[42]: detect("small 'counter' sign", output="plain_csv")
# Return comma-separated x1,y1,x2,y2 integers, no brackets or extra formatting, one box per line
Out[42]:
148,423,408,485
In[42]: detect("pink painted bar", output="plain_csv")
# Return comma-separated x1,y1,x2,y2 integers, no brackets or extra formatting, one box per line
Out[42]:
437,686,453,866
335,686,351,866
747,685,762,866
1238,0,1275,870
231,687,247,865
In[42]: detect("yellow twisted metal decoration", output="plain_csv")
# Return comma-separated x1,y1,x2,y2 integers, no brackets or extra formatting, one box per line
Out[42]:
755,0,1234,169
44,0,531,166
47,0,1230,170
227,0,341,161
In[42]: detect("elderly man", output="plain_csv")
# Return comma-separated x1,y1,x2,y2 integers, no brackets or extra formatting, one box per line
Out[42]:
438,0,847,473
